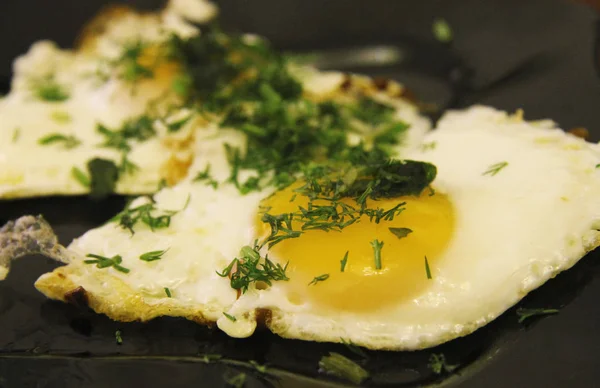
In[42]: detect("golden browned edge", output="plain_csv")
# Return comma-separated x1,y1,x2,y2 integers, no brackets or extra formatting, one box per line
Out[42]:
35,265,214,326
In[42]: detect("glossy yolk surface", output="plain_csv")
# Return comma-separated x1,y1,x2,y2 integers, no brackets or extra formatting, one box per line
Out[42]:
256,185,455,312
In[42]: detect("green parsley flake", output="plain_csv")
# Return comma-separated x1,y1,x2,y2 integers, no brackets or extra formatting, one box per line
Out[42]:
87,158,120,199
84,253,130,273
217,244,289,294
71,167,90,188
164,287,172,297
249,360,268,373
193,164,219,188
199,354,222,364
340,338,369,359
50,111,72,124
38,133,81,149
432,18,453,43
389,227,412,240
516,307,559,323
483,161,508,176
140,249,169,262
319,352,369,384
308,274,329,286
11,128,20,143
340,251,349,272
225,372,246,388
115,330,123,345
421,141,437,151
425,255,432,279
223,312,237,322
428,353,457,374
370,239,384,270
32,75,69,102
111,200,178,235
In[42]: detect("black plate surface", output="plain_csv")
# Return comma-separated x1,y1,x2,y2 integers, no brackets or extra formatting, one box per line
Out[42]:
1,0,600,387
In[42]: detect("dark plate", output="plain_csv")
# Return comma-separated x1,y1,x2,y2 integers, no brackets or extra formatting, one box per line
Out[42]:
1,0,600,387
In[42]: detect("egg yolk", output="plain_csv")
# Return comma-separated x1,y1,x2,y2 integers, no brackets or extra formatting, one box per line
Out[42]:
256,185,454,312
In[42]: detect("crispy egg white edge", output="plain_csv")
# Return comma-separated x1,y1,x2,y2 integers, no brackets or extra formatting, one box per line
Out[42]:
214,105,600,350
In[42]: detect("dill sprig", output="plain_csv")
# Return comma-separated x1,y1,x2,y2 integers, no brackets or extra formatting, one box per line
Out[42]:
217,243,289,293
84,253,130,273
38,133,81,149
308,274,330,286
516,307,559,323
483,161,508,176
111,199,179,235
319,352,369,384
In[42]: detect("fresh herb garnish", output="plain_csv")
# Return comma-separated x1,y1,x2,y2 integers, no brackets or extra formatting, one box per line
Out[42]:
115,330,123,345
38,133,81,149
11,128,20,143
516,307,559,323
164,287,172,297
432,18,453,43
116,41,155,83
32,75,69,102
308,274,329,286
389,227,412,240
425,255,432,279
225,372,246,388
217,243,289,293
139,249,168,262
319,352,369,384
118,153,139,176
370,239,384,270
84,253,130,273
193,164,219,188
50,111,71,124
223,312,237,322
596,163,600,169
249,360,268,373
340,251,349,272
258,160,435,251
97,115,156,152
87,158,119,199
71,166,90,187
421,141,437,151
428,353,457,374
483,161,508,176
111,200,178,235
340,338,369,359
199,354,223,363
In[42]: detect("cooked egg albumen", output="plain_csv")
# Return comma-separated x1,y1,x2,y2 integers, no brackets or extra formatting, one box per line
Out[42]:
32,105,600,351
216,105,600,350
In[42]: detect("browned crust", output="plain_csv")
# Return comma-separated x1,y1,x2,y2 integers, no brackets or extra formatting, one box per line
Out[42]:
35,266,214,326
568,127,590,140
160,153,194,186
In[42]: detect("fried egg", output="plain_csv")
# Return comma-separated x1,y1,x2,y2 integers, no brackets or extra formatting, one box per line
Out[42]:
8,105,595,352
0,2,209,199
216,105,600,350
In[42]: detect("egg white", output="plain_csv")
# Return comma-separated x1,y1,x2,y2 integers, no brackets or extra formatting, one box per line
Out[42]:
215,105,600,350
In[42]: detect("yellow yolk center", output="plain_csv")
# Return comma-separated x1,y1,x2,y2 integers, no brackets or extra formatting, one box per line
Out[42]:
256,185,454,312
